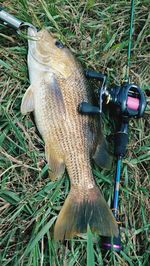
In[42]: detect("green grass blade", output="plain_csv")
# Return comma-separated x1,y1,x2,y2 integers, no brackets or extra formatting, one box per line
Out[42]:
23,216,56,257
0,190,20,205
87,225,95,266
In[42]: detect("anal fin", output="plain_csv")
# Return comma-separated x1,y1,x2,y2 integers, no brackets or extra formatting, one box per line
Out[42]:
45,144,65,181
93,137,113,169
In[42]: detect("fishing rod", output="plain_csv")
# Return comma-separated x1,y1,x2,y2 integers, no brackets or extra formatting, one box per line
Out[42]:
79,0,146,252
0,6,36,32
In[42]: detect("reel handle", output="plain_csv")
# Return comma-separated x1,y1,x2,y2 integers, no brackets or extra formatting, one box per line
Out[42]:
84,69,106,82
79,102,99,114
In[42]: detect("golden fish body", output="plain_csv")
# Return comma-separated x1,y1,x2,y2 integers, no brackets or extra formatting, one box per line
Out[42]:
21,28,118,240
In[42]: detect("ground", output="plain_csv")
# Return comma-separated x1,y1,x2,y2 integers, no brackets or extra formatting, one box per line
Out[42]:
0,0,150,265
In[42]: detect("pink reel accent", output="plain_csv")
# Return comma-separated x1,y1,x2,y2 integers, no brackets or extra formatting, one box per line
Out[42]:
127,96,139,111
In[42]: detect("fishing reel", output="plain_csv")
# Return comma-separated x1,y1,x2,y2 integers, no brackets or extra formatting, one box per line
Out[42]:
79,70,146,158
79,70,146,119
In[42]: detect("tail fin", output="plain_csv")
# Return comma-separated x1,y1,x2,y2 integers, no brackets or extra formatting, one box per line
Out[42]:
54,186,119,240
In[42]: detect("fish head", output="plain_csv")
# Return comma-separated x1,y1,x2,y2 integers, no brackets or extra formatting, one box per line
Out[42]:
28,28,77,78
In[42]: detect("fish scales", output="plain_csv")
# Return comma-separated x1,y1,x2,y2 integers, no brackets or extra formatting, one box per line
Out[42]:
21,28,119,240
36,72,93,189
35,69,94,188
58,72,94,187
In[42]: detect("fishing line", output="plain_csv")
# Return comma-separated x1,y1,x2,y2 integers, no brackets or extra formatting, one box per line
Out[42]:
124,0,135,83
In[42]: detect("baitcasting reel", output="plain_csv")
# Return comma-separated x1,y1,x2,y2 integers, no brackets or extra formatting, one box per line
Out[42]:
79,70,146,158
79,70,146,119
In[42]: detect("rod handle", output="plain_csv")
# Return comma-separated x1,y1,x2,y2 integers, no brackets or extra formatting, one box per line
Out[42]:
101,226,121,252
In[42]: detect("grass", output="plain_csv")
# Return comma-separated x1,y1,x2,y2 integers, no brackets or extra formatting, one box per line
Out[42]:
0,0,150,265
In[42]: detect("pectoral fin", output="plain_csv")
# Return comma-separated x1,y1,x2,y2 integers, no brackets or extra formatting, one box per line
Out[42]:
93,137,113,169
45,144,65,181
21,85,34,115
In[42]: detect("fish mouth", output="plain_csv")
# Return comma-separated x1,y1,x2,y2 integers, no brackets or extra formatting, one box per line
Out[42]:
28,26,38,38
27,27,38,52
27,27,52,69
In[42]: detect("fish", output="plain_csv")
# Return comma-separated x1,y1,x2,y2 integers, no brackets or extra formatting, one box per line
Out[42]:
21,28,119,240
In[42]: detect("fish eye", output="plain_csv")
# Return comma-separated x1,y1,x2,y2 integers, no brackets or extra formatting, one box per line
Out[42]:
55,40,64,48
